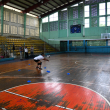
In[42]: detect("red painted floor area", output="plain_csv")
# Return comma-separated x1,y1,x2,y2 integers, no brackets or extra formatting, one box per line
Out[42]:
0,82,109,110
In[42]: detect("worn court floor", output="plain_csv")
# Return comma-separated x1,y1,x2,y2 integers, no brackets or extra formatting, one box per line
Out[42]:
0,53,110,110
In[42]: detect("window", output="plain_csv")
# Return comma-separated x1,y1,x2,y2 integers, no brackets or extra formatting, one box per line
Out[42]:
107,2,110,15
99,3,105,15
84,5,89,17
99,17,105,27
85,19,89,28
42,17,48,23
107,16,110,26
49,12,58,22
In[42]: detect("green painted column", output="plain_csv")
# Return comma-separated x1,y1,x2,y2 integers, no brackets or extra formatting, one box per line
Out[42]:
67,7,69,37
24,13,26,38
58,11,60,38
39,18,41,39
48,16,50,39
83,0,85,37
105,0,107,32
90,4,91,28
39,18,42,39
1,6,4,36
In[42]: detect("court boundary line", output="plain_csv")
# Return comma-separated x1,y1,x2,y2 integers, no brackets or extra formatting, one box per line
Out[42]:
3,90,74,110
0,82,109,108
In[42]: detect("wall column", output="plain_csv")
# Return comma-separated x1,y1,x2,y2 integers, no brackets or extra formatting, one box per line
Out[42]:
1,6,4,36
67,7,69,37
83,0,85,37
24,13,26,38
67,40,69,52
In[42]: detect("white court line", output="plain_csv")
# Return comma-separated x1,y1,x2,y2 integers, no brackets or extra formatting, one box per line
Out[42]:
4,90,39,101
0,77,45,79
1,108,6,110
0,82,109,109
4,90,74,110
55,105,75,110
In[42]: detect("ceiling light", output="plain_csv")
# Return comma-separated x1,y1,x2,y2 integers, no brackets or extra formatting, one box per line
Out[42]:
79,2,83,4
27,13,37,17
61,8,67,11
71,3,78,7
4,5,21,12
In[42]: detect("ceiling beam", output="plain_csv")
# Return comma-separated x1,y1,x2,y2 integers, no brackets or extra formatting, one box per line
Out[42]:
38,6,49,12
43,4,53,10
47,2,56,8
24,0,50,12
30,13,39,17
33,11,41,14
26,0,35,4
34,8,44,13
52,0,60,6
6,4,24,10
22,0,50,13
29,11,40,16
15,0,31,7
59,0,65,4
9,2,26,9
66,0,69,3
41,0,83,18
0,0,11,6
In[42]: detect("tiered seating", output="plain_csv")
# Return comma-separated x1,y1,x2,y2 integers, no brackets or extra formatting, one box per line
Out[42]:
0,36,7,54
5,37,58,57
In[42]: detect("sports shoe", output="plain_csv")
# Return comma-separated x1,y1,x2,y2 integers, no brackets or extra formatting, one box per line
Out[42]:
39,68,42,70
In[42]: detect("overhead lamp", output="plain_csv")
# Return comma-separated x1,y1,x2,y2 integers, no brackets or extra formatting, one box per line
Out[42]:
61,8,67,11
4,5,21,12
79,2,83,4
71,3,78,7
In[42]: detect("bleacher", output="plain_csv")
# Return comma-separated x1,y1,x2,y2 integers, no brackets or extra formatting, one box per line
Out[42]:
0,36,7,56
0,36,58,58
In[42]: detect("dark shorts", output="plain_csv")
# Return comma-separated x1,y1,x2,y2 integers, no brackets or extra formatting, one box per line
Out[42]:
34,60,40,62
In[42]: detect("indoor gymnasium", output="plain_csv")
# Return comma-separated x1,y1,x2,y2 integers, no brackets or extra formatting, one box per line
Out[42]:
0,0,110,110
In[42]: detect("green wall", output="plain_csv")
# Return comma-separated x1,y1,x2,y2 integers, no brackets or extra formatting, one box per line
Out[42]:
40,0,110,45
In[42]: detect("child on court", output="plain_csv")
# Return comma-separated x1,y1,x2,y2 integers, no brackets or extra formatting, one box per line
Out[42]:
34,53,49,70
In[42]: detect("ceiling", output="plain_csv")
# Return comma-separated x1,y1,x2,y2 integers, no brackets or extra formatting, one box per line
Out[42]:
0,0,83,18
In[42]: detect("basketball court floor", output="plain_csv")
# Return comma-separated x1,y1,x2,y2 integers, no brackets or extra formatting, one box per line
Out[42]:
0,53,110,110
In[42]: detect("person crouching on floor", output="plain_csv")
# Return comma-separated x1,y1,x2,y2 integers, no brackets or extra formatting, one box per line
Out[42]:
34,53,49,70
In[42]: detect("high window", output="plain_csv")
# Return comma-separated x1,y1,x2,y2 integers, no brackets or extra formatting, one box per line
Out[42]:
99,17,105,27
107,16,110,26
49,12,58,22
107,2,110,15
42,17,48,23
84,5,89,17
99,3,105,15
